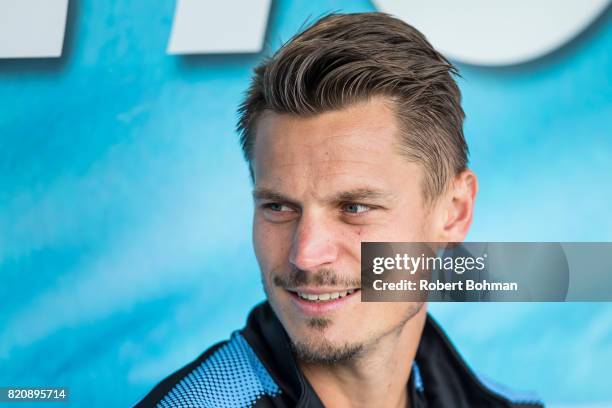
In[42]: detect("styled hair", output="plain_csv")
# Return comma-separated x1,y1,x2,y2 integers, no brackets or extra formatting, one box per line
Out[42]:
237,12,468,202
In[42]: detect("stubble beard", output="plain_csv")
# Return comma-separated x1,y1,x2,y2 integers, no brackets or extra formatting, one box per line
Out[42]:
263,270,424,366
291,302,424,365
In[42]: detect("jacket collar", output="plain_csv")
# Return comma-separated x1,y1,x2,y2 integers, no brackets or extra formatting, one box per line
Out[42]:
241,301,542,408
241,301,310,405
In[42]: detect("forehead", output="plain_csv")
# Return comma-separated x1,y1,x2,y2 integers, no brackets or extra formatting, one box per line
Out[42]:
252,97,422,198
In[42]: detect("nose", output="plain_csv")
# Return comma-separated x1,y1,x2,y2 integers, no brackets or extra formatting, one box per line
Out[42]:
289,211,339,272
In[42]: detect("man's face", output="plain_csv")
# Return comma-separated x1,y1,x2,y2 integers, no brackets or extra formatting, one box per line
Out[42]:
252,97,437,362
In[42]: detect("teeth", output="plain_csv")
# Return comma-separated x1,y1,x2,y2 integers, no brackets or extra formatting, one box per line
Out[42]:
296,290,357,302
318,293,331,301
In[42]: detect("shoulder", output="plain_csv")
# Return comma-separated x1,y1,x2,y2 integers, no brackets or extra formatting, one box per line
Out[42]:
133,332,282,407
417,315,545,408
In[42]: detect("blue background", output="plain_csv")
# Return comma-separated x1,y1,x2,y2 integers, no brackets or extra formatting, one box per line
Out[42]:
1,1,611,407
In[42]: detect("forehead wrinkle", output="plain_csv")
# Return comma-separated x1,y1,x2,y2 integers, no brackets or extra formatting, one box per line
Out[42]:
272,159,383,170
256,113,399,173
306,132,391,158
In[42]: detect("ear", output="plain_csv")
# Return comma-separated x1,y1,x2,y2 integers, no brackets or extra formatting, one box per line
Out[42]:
435,170,478,242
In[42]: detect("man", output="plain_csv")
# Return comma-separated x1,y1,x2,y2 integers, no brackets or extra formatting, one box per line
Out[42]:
137,12,543,408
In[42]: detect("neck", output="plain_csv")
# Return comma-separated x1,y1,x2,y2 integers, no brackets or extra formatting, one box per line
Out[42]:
298,307,427,408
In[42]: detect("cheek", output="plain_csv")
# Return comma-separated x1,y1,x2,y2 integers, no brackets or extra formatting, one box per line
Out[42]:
386,208,431,241
253,218,293,271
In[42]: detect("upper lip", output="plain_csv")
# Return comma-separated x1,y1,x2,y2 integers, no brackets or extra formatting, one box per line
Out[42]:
285,287,360,294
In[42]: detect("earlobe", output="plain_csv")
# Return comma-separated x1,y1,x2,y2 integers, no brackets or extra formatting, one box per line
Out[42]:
441,170,478,242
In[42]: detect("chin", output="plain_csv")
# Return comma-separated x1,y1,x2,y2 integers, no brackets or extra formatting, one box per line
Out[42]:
289,327,365,364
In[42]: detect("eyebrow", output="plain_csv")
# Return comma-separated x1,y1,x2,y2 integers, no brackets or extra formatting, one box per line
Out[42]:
330,188,391,203
252,188,295,203
252,187,392,206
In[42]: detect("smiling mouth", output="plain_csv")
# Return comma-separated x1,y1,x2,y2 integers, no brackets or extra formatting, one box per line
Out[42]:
286,289,360,302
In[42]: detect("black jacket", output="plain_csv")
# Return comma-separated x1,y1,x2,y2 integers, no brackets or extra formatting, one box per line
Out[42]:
135,302,544,407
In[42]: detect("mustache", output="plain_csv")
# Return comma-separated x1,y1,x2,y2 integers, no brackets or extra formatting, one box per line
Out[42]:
272,265,361,288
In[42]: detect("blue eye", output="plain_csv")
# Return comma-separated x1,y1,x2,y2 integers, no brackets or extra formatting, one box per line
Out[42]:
266,203,293,212
343,203,370,214
261,202,298,223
